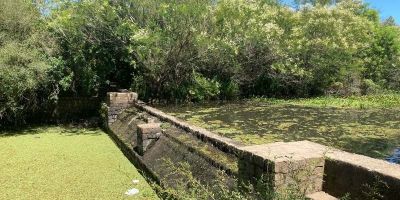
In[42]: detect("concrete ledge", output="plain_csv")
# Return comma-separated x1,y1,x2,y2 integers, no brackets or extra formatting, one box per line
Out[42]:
306,192,338,200
239,141,326,194
105,94,400,199
163,130,239,176
107,92,138,106
107,92,137,125
134,101,244,155
324,150,400,200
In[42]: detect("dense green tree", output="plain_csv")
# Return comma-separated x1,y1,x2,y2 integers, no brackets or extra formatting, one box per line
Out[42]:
363,21,400,91
383,16,396,26
47,0,400,99
2,0,400,122
48,0,137,96
0,0,56,124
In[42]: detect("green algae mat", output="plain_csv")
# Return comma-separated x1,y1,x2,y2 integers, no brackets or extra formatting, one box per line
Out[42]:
0,126,158,200
160,97,400,160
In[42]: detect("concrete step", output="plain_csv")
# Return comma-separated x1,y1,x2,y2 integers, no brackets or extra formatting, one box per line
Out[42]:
306,191,338,200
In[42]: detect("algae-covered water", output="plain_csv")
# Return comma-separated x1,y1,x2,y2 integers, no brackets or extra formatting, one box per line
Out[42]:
158,101,400,162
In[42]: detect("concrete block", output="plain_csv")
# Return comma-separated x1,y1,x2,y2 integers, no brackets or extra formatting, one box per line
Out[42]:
137,123,162,155
324,150,400,200
138,123,161,135
107,92,138,106
239,141,327,194
106,92,138,125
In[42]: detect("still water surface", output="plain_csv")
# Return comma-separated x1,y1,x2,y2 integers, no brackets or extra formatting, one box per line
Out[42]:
158,101,400,162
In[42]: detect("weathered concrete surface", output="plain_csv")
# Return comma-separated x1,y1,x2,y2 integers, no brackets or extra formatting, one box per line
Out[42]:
306,191,338,200
107,106,236,194
107,92,137,124
107,92,138,105
135,101,244,154
238,141,400,199
239,141,326,194
106,93,400,199
324,150,400,200
137,123,162,155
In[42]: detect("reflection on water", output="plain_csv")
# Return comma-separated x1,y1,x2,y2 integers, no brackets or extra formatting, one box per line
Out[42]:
387,148,400,164
158,101,400,160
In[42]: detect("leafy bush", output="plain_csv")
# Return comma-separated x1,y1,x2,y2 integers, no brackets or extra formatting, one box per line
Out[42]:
44,0,400,101
2,0,400,122
362,79,383,94
48,0,138,96
188,73,221,102
0,0,56,125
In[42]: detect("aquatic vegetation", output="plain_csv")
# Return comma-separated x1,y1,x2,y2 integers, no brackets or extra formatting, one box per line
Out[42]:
253,94,400,109
0,126,158,199
160,99,400,159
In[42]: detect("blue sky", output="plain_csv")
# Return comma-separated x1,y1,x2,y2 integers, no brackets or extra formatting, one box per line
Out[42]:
282,0,400,24
364,0,400,24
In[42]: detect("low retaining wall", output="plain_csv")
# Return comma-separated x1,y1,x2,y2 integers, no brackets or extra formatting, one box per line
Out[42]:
105,103,237,197
324,150,400,199
106,92,400,199
107,92,138,124
135,101,244,154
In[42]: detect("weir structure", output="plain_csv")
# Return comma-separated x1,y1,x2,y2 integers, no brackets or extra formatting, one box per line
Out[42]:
104,92,400,200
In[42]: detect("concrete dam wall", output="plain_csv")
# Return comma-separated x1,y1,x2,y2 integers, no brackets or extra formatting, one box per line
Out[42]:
104,92,400,200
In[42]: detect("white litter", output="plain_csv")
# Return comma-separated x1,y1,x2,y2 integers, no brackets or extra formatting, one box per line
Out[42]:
125,188,139,196
132,179,140,184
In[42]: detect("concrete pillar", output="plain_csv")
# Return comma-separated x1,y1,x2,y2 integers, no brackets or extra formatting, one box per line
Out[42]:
238,141,326,195
106,92,138,125
137,123,162,156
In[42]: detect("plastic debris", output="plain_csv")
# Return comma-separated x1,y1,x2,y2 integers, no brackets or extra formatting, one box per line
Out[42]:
132,179,139,184
125,188,139,196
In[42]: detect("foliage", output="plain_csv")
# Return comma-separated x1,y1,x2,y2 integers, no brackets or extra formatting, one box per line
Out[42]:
188,73,221,102
127,0,213,101
2,0,400,124
48,0,137,96
361,175,389,200
0,0,56,125
162,94,400,159
363,22,400,91
44,0,400,101
154,158,308,200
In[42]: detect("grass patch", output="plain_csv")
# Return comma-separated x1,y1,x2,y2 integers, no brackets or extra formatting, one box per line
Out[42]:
0,126,158,200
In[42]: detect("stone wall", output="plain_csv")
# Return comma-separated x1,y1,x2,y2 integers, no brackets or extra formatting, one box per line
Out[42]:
324,150,400,199
105,92,400,199
238,141,326,195
105,103,237,195
106,92,138,125
135,101,244,155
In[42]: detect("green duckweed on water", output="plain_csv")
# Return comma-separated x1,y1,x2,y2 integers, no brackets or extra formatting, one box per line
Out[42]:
158,95,400,159
0,126,158,200
255,94,400,109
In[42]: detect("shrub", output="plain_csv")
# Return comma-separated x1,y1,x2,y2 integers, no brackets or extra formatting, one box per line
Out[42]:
0,0,56,125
